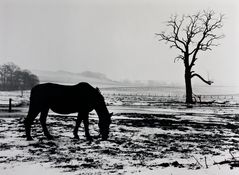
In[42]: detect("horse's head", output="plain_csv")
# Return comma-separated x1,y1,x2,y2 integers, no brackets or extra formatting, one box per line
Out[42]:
99,112,113,140
95,87,113,140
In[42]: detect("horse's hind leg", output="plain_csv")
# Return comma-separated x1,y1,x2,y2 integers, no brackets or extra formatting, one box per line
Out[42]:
40,108,53,140
24,108,40,141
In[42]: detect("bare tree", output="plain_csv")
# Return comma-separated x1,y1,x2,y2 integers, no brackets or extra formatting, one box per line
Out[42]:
0,62,20,90
0,62,39,91
156,10,224,103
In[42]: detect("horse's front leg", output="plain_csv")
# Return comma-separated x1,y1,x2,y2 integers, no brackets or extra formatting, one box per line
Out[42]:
83,114,92,141
73,113,83,140
40,108,53,140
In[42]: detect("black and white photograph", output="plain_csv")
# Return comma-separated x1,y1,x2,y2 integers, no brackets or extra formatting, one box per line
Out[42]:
0,0,239,174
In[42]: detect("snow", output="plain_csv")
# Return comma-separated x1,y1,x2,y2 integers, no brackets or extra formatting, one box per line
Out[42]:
1,90,239,174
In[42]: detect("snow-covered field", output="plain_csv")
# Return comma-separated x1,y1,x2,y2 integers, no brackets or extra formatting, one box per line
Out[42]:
1,88,239,175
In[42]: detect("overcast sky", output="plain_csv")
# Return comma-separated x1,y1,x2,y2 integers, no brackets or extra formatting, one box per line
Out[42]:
0,0,238,86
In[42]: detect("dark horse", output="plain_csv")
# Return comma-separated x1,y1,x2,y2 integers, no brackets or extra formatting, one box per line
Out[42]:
24,82,112,141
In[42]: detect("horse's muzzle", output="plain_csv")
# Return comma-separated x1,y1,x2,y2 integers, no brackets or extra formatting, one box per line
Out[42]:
101,135,108,141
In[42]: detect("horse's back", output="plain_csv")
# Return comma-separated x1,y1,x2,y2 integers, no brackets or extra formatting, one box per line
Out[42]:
31,82,94,97
29,82,96,113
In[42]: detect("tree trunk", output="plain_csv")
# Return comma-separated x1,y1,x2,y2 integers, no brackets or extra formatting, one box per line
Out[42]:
185,69,193,104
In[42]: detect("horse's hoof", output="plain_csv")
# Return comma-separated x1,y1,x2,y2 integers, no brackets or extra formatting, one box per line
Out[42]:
46,135,54,140
86,137,93,142
26,137,33,141
101,136,108,141
86,139,93,144
26,135,34,141
74,135,80,140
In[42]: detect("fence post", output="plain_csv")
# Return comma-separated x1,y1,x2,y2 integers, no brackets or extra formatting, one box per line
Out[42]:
9,98,12,113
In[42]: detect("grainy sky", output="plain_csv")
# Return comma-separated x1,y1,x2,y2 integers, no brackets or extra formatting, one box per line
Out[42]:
0,0,238,86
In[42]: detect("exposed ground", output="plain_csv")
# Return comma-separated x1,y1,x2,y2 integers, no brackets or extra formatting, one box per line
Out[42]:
1,90,239,174
1,101,239,174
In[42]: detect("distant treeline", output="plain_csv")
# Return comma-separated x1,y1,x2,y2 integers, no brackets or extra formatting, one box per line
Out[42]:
0,62,39,91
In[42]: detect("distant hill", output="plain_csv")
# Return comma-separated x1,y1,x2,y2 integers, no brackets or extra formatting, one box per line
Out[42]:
31,69,176,88
31,70,122,87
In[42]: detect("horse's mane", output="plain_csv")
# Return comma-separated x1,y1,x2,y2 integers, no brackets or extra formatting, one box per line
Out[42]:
95,87,104,99
95,87,100,92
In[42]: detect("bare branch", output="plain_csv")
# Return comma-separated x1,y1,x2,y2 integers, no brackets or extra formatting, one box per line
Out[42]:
184,12,202,46
174,55,184,62
155,32,185,53
189,11,224,67
191,73,213,85
156,10,224,71
155,14,186,53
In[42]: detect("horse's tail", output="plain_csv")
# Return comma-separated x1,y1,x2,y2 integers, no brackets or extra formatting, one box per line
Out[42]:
27,84,42,112
25,84,42,119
